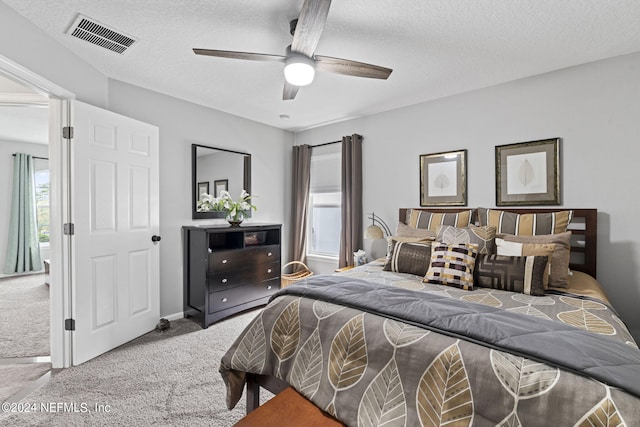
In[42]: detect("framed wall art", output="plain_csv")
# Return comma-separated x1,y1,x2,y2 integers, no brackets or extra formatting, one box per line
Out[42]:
214,179,228,197
197,181,209,199
420,149,467,206
495,138,560,206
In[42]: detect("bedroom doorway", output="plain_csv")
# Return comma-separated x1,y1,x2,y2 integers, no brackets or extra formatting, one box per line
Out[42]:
0,74,51,364
0,72,56,404
0,55,75,370
1,55,161,371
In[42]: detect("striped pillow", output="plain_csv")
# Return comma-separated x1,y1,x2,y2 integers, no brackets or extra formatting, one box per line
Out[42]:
474,254,549,296
407,209,473,232
383,240,432,276
477,208,573,235
424,243,478,290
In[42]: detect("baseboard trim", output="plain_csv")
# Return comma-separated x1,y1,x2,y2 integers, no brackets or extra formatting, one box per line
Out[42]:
163,311,184,322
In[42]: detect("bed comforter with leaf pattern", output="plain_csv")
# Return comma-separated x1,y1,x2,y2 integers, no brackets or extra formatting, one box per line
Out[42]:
220,266,640,426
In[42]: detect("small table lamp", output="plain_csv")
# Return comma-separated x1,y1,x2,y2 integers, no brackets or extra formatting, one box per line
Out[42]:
364,212,391,239
364,212,391,260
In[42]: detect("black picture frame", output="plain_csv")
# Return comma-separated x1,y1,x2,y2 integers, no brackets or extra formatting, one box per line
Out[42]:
197,181,209,199
495,138,560,206
214,179,228,197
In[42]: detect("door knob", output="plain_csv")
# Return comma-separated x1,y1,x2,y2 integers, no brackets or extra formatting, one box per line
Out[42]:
151,235,161,242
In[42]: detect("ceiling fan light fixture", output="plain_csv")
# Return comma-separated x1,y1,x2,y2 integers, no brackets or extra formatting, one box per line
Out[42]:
284,54,315,86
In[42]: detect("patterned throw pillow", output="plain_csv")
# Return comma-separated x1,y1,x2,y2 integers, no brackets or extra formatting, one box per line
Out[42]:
474,254,549,296
407,209,473,232
383,240,432,276
498,232,571,288
477,208,573,236
424,243,478,290
496,239,556,288
436,225,497,255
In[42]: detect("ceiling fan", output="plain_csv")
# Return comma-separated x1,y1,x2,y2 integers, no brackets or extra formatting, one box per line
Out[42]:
193,0,393,100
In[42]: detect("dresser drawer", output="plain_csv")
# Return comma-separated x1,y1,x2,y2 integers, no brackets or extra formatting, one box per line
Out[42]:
208,278,280,314
208,262,280,291
209,245,280,273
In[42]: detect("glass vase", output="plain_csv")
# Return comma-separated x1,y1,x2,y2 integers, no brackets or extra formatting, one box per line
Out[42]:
225,211,244,227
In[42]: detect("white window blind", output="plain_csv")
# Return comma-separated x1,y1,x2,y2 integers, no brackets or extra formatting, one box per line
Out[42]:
308,144,341,257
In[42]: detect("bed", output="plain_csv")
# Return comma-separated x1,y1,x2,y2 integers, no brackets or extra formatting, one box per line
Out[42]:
220,208,640,426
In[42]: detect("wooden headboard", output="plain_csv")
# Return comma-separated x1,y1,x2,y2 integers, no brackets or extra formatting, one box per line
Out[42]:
399,208,598,278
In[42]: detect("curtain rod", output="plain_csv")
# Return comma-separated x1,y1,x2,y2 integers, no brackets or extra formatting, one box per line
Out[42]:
311,140,341,148
12,154,49,160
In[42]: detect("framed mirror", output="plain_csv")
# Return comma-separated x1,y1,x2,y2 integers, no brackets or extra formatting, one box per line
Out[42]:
192,144,251,219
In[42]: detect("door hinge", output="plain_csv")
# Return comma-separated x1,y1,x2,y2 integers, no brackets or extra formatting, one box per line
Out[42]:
63,126,74,139
65,318,75,331
63,223,75,235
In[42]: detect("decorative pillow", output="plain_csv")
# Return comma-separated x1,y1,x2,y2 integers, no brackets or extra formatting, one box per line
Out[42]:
407,209,473,232
436,225,496,255
474,254,549,296
383,240,432,276
424,243,478,290
395,222,437,240
498,232,571,287
496,239,555,288
477,208,573,236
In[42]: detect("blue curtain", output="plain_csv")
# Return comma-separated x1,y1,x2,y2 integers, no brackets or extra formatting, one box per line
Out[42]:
4,153,42,274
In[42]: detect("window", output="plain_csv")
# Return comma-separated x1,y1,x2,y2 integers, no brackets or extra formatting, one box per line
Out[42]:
307,145,341,258
33,158,50,244
308,192,341,256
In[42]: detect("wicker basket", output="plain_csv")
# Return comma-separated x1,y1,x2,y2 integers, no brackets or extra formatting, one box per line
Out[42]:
281,261,313,288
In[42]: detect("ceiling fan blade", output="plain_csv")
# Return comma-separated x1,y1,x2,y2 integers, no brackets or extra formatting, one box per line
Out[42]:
291,0,331,57
282,81,300,100
193,48,285,63
314,55,393,79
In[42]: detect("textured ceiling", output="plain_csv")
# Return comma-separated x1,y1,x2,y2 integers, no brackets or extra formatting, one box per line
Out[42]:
4,0,640,132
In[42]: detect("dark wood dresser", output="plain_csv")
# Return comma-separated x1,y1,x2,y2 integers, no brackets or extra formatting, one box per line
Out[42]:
182,223,282,328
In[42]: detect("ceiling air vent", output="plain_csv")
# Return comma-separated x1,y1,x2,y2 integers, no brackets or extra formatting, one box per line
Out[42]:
66,14,137,54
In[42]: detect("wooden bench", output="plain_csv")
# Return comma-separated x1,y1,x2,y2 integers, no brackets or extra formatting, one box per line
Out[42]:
234,387,344,427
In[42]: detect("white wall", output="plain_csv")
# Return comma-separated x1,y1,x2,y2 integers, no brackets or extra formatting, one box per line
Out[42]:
295,52,640,342
0,3,293,320
0,2,108,107
0,139,49,277
107,79,293,317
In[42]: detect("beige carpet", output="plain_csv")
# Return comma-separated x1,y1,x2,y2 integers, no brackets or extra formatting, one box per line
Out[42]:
0,362,52,403
0,310,273,426
0,273,49,358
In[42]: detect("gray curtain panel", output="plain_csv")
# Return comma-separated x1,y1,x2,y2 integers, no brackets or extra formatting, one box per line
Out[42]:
288,144,312,270
4,153,42,274
339,134,363,268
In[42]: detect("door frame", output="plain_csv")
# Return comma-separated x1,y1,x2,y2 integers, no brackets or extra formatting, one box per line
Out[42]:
0,54,75,368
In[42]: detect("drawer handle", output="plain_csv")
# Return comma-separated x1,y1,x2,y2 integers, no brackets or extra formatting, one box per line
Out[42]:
267,252,272,257
267,268,272,273
222,259,228,264
221,297,228,302
267,285,272,290
221,278,228,284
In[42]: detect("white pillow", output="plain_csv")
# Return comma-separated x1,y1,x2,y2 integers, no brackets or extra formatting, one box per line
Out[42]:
495,238,523,255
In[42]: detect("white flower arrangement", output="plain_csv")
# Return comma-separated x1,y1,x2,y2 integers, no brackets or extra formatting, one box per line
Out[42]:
197,190,257,220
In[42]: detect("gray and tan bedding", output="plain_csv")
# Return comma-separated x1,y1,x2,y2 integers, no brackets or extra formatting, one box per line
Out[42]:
220,208,640,426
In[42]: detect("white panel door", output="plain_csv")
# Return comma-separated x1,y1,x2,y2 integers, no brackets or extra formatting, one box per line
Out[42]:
72,101,159,365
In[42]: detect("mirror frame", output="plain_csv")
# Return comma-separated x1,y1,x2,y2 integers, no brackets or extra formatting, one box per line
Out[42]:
192,144,252,219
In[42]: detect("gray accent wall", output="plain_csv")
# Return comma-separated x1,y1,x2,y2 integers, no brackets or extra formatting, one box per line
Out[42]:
294,51,640,342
